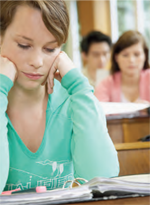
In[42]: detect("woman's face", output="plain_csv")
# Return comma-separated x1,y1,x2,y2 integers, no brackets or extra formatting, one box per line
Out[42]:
115,43,146,77
0,5,61,90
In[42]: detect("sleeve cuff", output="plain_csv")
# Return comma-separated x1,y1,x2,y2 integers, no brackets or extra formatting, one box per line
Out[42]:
61,68,93,95
0,74,14,95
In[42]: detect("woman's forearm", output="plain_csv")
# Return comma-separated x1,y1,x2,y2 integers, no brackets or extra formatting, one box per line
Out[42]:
0,74,13,193
61,69,119,181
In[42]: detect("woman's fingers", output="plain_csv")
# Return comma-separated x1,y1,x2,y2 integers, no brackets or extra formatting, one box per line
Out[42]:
135,99,150,104
54,71,62,82
46,51,75,94
47,53,60,94
49,65,57,89
47,78,53,94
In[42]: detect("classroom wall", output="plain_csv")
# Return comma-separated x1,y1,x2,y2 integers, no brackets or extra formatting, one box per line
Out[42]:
77,0,111,37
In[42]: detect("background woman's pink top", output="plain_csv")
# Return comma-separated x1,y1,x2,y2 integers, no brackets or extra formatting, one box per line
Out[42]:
94,69,150,102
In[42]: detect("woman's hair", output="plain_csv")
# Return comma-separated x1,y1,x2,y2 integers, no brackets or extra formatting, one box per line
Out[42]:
0,0,69,46
110,30,149,74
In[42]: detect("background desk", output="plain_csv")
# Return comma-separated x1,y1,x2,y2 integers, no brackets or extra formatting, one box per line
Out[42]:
115,142,150,175
107,114,150,143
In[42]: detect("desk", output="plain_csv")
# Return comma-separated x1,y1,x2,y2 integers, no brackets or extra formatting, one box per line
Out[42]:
107,115,150,143
70,196,150,205
115,142,150,175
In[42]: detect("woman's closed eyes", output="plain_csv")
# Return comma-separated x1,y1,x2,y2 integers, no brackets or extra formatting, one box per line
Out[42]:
122,52,142,58
17,43,55,53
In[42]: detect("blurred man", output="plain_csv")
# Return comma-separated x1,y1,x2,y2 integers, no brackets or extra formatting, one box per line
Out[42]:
80,31,112,88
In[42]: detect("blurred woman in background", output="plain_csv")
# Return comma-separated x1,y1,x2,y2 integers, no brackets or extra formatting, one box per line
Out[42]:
95,30,150,103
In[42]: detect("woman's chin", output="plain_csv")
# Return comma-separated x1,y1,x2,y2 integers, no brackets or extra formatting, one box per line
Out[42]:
15,80,44,91
125,69,140,77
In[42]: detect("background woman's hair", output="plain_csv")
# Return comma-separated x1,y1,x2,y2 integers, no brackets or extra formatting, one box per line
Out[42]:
0,0,69,46
110,30,149,74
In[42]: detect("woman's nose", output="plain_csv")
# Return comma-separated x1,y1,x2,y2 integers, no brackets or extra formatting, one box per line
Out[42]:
129,55,135,63
29,50,43,69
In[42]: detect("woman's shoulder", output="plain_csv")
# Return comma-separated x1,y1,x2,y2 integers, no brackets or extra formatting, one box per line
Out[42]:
95,72,121,96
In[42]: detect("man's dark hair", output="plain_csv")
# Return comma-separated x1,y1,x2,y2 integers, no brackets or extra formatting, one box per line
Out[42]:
80,31,112,54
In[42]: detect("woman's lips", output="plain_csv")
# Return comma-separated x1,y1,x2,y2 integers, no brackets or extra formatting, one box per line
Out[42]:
22,72,43,80
128,66,136,69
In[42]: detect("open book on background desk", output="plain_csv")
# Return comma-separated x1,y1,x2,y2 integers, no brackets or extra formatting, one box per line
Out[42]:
1,176,150,205
100,102,149,115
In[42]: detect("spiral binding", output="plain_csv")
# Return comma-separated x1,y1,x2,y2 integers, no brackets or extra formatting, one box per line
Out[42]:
63,178,88,189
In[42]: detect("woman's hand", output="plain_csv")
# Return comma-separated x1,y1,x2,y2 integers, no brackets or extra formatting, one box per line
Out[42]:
0,55,18,83
134,99,150,115
134,99,150,105
43,51,75,94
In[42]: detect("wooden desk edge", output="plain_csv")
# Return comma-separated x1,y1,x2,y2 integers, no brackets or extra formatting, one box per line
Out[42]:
115,142,150,151
107,115,150,124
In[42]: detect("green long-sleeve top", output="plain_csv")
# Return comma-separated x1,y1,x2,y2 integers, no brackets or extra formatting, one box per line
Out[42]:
0,68,119,193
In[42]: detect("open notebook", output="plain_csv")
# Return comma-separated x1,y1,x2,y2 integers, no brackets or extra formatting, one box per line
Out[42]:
0,176,150,204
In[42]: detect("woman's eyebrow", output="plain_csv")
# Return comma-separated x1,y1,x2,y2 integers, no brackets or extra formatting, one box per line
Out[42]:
16,35,57,44
16,35,33,41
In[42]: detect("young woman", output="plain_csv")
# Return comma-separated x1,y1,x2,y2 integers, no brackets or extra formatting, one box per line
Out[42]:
0,0,119,193
95,30,150,103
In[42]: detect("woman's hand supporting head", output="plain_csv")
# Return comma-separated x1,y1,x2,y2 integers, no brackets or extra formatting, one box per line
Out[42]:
43,51,76,94
0,55,18,83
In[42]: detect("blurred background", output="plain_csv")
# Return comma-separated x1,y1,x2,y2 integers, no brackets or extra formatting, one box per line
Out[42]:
64,0,150,70
64,0,150,178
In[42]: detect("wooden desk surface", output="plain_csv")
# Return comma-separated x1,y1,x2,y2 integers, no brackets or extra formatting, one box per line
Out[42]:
115,141,150,151
70,196,150,205
115,142,150,176
107,115,150,143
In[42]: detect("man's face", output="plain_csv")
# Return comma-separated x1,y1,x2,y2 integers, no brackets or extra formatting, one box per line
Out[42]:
84,42,110,69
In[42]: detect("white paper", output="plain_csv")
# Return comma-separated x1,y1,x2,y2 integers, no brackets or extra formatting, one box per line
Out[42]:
114,174,150,183
100,102,149,115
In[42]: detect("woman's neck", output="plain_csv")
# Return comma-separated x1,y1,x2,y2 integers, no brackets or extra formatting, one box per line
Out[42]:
7,83,48,112
121,72,140,87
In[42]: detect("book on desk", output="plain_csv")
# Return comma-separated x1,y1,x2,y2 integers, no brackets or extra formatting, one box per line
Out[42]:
0,175,150,205
100,102,150,116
